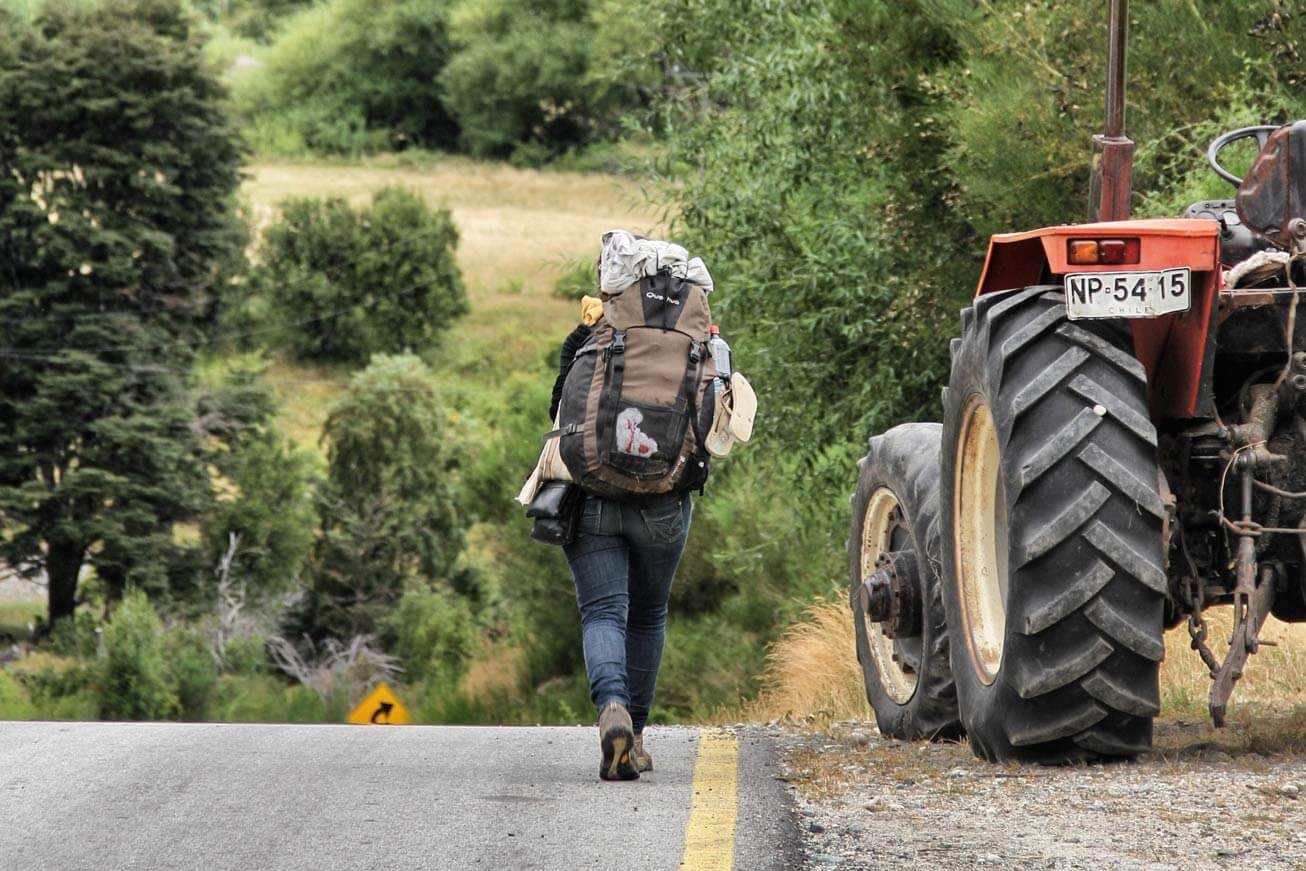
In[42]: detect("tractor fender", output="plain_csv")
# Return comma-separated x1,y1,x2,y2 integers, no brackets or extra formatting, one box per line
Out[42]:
974,219,1221,420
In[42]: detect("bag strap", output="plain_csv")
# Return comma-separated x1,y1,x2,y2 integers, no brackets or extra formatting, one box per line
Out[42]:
543,423,583,441
595,330,627,462
603,330,627,408
684,341,706,446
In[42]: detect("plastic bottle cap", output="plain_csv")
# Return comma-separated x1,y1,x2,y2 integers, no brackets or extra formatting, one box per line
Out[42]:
708,325,720,336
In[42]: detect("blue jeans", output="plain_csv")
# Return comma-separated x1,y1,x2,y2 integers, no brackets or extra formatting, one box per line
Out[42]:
564,492,692,732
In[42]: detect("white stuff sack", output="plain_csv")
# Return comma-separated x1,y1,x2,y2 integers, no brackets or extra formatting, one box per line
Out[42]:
599,229,714,295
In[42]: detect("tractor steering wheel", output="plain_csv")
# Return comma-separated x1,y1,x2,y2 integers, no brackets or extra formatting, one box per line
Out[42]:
1207,125,1281,186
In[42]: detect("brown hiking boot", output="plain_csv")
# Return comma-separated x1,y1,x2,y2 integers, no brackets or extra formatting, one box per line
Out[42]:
633,732,653,773
598,701,639,781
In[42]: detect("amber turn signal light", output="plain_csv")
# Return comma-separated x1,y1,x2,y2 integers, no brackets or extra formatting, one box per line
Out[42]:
1066,238,1140,266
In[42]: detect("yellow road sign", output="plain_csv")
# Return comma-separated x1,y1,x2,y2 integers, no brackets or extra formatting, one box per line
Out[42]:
346,682,412,726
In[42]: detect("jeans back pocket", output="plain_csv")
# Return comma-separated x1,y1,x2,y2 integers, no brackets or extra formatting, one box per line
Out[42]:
639,498,686,544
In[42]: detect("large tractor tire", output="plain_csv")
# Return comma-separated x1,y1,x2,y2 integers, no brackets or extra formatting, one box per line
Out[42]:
940,286,1166,762
849,424,961,740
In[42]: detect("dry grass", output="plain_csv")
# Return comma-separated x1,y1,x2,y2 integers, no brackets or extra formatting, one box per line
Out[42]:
743,595,868,729
1156,608,1306,756
459,639,528,703
742,590,1306,753
1159,608,1306,712
243,157,663,297
260,359,350,453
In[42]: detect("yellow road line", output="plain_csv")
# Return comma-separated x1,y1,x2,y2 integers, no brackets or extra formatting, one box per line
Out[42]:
680,728,739,870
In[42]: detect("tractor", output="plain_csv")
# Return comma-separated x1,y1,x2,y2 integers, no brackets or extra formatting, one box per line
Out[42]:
849,0,1306,762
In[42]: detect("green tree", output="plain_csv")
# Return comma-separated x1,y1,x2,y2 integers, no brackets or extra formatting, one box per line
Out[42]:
636,0,1306,460
631,0,971,457
388,588,477,686
201,367,316,598
206,435,316,593
101,589,178,720
218,0,314,41
294,354,466,641
0,0,245,626
243,187,467,364
439,0,606,158
232,0,459,153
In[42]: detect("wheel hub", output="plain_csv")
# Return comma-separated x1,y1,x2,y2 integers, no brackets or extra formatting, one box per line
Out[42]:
860,549,923,639
859,487,923,705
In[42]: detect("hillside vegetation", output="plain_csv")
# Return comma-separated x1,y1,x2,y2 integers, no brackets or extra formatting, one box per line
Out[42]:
3,0,1306,730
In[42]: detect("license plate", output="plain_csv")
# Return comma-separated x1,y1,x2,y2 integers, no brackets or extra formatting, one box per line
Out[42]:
1065,268,1191,319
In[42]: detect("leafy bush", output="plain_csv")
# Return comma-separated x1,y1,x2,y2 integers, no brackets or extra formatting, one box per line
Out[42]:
47,610,100,659
101,590,178,720
165,626,219,720
388,589,477,686
936,2,1299,238
221,634,270,676
550,258,599,300
244,187,467,364
205,432,316,596
9,652,101,719
211,673,327,722
232,0,458,154
218,0,314,41
454,370,581,683
0,670,36,720
439,0,608,157
652,613,764,723
295,354,468,641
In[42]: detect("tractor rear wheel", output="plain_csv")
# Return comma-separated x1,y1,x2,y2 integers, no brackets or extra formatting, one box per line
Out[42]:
940,286,1166,762
849,424,960,740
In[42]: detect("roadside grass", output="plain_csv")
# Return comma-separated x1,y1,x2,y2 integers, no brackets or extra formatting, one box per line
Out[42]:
742,592,1306,759
742,596,868,730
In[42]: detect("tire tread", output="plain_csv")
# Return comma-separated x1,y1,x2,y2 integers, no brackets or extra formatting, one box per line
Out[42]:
941,287,1165,763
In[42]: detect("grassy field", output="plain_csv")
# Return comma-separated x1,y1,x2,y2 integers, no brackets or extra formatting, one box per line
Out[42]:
241,156,666,450
0,600,45,642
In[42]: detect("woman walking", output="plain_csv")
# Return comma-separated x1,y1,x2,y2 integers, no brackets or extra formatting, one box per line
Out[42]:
536,231,742,781
548,292,695,780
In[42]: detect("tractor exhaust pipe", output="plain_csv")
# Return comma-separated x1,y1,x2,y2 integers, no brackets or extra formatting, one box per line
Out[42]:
1088,0,1134,222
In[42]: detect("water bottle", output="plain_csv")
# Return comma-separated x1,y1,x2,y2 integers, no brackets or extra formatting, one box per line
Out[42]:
707,325,732,397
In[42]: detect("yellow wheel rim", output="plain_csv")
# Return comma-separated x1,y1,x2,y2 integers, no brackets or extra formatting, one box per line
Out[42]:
859,487,919,704
954,397,1008,685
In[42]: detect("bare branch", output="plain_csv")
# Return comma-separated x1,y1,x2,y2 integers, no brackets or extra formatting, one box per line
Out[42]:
209,532,245,668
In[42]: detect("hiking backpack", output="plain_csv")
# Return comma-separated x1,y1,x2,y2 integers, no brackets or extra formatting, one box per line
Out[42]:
556,270,717,499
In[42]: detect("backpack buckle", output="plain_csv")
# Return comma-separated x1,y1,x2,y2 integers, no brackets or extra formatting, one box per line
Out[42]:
605,332,626,361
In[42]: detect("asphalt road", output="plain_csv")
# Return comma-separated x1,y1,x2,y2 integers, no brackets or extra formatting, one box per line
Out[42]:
0,722,798,871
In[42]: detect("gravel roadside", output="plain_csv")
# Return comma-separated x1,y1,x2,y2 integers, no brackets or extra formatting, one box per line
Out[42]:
778,720,1306,870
